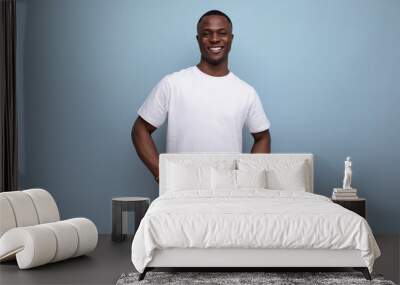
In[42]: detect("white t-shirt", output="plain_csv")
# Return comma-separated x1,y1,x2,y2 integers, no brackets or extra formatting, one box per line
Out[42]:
137,66,271,153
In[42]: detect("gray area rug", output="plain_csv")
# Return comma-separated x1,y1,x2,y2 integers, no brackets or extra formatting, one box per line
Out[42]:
116,271,396,285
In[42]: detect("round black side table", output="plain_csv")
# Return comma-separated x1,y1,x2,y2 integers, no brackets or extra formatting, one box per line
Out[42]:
112,197,150,242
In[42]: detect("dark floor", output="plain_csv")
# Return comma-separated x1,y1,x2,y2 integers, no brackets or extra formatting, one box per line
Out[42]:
0,234,399,285
0,235,134,285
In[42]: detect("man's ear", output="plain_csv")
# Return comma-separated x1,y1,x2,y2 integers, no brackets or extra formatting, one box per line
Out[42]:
231,34,234,40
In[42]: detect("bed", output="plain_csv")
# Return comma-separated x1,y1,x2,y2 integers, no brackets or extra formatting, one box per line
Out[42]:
131,153,381,280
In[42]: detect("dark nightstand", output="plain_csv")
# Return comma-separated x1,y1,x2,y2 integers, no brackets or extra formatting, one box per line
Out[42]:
112,197,150,242
332,198,366,218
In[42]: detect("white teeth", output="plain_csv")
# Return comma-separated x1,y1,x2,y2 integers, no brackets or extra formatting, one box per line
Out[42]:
209,47,222,53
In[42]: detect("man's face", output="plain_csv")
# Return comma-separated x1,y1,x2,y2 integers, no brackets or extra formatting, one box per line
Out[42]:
196,15,233,65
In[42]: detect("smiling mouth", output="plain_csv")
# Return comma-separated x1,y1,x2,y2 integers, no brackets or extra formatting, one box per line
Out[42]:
208,46,224,54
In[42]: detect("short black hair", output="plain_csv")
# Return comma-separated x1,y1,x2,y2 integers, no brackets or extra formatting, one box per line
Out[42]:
197,10,232,29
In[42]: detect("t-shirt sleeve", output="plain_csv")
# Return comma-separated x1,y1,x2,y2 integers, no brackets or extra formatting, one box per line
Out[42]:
137,76,171,128
245,89,271,133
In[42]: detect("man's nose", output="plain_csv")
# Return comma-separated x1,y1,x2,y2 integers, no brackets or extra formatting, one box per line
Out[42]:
209,33,220,43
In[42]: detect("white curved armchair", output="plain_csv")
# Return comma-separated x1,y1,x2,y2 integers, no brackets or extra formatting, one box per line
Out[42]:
0,189,98,269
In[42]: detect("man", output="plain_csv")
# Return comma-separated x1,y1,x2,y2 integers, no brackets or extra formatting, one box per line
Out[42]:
132,10,271,184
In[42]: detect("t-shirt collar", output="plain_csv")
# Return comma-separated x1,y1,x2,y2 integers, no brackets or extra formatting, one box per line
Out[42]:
194,65,233,80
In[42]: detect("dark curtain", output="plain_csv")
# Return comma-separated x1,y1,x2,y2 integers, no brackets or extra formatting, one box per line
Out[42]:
0,0,18,192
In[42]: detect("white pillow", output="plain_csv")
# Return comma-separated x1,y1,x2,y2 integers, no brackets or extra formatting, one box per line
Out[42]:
211,168,268,190
167,163,211,191
211,168,236,190
266,165,306,191
237,158,309,191
236,169,267,189
166,159,236,192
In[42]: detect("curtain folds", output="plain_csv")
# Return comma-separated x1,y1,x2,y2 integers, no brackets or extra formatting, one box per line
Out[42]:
0,0,18,192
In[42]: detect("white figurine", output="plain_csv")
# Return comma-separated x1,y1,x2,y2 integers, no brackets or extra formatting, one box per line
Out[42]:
342,156,352,189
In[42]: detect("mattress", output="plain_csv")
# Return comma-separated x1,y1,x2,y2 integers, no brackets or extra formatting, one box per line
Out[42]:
131,189,380,273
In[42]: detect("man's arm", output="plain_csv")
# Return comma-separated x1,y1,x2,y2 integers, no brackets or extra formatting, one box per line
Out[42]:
131,116,160,182
250,129,271,153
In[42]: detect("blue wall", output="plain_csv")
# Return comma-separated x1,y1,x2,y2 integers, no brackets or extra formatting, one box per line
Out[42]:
17,0,400,233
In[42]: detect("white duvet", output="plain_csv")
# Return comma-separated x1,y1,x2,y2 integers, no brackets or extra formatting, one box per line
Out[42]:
131,190,380,273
